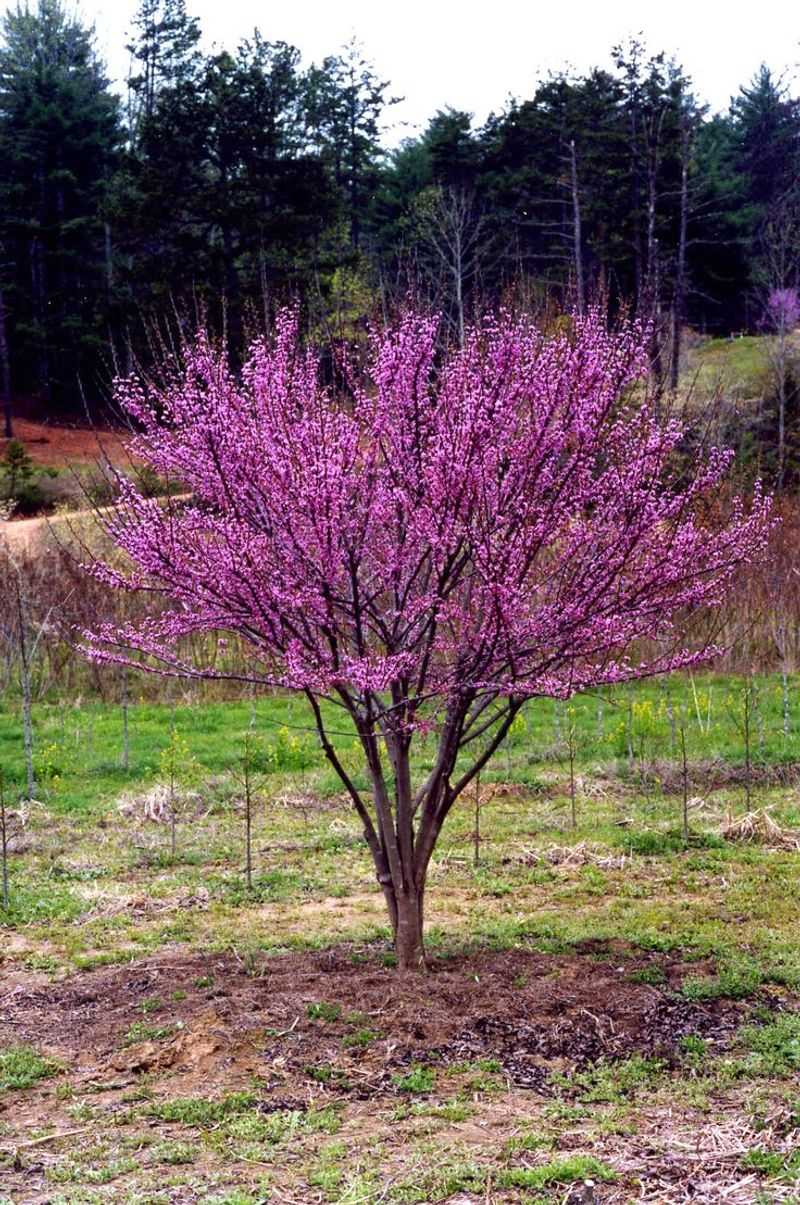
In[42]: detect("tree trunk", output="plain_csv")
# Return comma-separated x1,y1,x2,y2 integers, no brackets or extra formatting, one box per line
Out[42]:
670,124,690,393
221,219,242,371
308,688,522,974
0,278,11,438
569,140,585,315
392,887,425,970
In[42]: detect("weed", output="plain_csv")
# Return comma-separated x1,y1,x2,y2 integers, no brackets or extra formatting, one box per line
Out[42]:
741,1148,800,1179
503,1131,554,1154
393,1064,436,1094
739,1012,800,1075
629,964,667,985
497,1154,617,1188
342,1027,379,1047
48,1156,138,1185
153,1140,197,1165
682,961,763,1000
307,1001,342,1022
559,1056,664,1103
420,1099,473,1122
121,1021,179,1046
617,828,725,856
218,868,305,905
149,1091,257,1126
0,1046,61,1091
680,1034,709,1058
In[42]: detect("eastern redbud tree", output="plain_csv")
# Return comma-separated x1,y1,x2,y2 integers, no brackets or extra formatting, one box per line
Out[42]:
84,308,771,969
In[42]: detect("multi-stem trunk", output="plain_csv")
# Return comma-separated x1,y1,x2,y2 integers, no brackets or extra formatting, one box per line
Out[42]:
308,688,522,973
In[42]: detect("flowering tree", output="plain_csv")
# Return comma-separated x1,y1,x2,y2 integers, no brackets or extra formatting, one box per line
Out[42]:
85,308,771,969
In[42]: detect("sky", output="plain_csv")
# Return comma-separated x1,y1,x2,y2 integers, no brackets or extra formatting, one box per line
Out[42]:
84,0,799,143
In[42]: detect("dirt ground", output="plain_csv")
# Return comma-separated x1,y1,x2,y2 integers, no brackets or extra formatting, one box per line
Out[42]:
1,417,128,468
0,944,757,1089
1,943,796,1203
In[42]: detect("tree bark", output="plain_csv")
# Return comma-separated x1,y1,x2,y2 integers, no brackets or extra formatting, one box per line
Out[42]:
0,278,11,438
670,123,690,393
569,140,585,315
393,885,425,971
310,687,521,973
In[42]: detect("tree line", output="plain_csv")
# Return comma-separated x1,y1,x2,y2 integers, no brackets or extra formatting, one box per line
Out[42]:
0,0,799,427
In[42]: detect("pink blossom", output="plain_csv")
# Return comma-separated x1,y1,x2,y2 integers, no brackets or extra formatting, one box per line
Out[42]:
82,307,773,968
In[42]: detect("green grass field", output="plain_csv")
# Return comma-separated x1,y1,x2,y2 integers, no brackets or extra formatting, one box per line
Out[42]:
0,674,799,1203
683,335,773,405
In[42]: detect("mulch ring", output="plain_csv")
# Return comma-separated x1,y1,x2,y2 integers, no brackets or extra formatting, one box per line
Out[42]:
0,942,791,1102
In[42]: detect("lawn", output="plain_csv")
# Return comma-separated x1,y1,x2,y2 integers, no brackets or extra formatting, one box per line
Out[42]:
0,674,799,1202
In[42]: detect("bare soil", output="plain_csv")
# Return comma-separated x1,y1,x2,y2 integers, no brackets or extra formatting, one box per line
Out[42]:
1,417,128,467
0,944,777,1100
1,935,797,1202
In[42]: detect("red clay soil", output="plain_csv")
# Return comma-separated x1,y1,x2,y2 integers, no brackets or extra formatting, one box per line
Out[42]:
0,943,782,1100
1,417,129,467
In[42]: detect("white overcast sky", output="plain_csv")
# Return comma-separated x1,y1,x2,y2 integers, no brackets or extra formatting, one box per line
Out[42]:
84,0,799,143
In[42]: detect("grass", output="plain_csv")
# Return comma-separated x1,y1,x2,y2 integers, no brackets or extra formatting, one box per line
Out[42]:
393,1065,437,1095
0,1046,61,1092
497,1155,617,1188
683,334,772,405
0,670,799,1201
3,669,800,815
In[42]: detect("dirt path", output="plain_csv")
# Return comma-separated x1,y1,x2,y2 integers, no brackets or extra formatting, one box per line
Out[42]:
1,493,192,555
1,511,58,554
1,503,121,555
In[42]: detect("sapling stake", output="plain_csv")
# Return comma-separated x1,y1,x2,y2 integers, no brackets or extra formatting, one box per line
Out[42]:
473,770,481,866
242,732,254,891
626,699,634,769
743,679,753,812
566,709,578,830
169,742,177,859
14,574,35,800
121,668,130,771
666,695,676,757
755,684,765,758
679,718,690,844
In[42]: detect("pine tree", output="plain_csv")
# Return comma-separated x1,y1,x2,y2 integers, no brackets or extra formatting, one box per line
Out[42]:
125,0,201,144
0,0,121,408
304,40,400,252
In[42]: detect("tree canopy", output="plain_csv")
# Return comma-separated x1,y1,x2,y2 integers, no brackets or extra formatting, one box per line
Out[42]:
84,308,772,967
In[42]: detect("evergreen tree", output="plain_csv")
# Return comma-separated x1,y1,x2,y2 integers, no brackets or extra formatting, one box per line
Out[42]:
304,40,400,252
112,26,335,362
0,0,121,408
125,0,201,143
730,66,800,217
